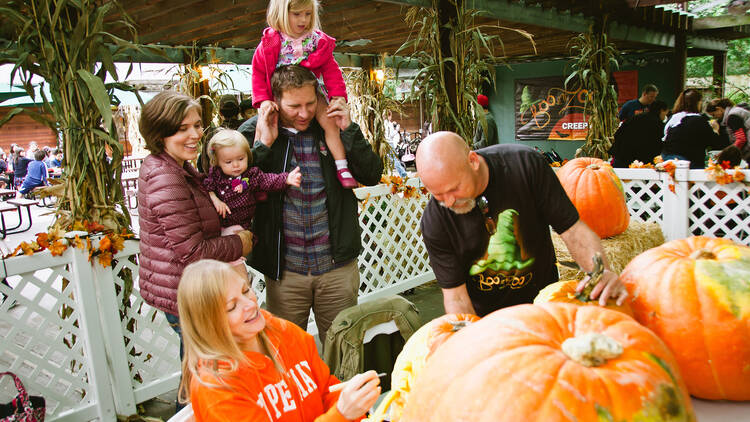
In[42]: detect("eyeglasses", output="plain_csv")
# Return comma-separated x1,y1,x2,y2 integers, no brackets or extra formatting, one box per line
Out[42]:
476,195,496,235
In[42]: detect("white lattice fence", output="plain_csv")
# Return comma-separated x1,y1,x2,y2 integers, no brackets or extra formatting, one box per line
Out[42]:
0,240,180,421
0,256,101,421
4,166,749,421
688,175,750,244
614,168,666,225
107,251,180,408
355,179,434,302
614,162,750,246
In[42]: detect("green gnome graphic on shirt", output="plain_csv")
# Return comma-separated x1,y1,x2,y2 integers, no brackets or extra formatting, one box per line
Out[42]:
469,209,535,291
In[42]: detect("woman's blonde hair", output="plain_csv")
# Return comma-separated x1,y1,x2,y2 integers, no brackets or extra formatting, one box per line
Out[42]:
266,0,320,35
176,260,283,404
206,129,252,167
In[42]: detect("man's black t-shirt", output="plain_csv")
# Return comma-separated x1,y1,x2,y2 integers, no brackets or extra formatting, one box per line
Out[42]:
618,99,648,121
420,144,579,317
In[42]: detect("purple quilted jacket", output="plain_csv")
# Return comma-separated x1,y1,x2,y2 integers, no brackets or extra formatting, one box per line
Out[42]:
137,153,243,316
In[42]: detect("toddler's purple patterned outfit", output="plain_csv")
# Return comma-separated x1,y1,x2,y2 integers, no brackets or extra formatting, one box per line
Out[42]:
203,166,289,229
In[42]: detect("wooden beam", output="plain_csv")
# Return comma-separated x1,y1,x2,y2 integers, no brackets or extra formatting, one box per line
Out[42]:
694,14,750,30
167,19,266,48
438,0,458,114
712,51,727,98
124,0,208,26
110,43,384,67
626,0,683,6
379,0,710,51
697,24,750,40
674,32,687,92
687,36,727,51
608,21,674,47
135,2,265,45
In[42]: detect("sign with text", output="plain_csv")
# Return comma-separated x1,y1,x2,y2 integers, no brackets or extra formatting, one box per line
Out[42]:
514,72,637,141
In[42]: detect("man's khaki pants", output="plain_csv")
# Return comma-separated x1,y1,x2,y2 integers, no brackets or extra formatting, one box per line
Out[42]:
265,260,359,342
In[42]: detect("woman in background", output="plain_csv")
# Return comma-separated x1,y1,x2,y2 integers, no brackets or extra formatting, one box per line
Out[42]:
707,98,750,166
12,147,33,189
661,89,728,168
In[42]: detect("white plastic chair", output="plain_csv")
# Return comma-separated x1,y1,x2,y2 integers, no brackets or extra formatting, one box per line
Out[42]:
166,403,195,422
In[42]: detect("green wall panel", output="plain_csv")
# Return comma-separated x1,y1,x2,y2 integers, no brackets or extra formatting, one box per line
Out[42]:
488,52,678,160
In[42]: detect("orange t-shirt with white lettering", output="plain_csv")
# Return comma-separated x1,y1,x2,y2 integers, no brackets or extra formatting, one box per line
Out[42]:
190,311,358,422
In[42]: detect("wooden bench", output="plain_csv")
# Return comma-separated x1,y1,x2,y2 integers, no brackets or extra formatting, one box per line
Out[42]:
29,187,55,208
0,188,16,201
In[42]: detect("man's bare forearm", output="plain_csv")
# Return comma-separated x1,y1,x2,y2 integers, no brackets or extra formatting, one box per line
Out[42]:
442,284,477,315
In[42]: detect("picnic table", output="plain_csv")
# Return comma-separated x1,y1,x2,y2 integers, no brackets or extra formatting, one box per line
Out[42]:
0,198,36,238
0,188,16,200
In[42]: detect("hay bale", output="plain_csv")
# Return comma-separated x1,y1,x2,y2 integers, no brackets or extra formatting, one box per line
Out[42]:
552,221,665,280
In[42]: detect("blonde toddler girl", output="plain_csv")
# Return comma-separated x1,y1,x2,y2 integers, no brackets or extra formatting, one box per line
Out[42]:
252,0,358,189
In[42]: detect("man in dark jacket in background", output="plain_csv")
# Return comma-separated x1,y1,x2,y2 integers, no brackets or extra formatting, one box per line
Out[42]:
239,65,383,341
609,100,669,167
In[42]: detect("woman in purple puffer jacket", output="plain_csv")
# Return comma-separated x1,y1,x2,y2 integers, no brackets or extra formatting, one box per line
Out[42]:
136,91,254,363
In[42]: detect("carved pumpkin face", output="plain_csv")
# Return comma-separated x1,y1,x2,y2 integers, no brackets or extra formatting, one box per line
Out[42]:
400,303,694,422
556,157,630,239
621,236,750,400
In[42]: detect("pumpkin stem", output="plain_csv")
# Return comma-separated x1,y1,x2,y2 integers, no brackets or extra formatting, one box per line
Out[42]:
574,253,604,303
586,163,600,170
449,320,471,332
689,248,716,260
561,332,623,367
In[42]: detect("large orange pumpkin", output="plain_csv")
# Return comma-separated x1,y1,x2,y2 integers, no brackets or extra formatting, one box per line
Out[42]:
620,236,750,400
534,279,635,317
557,157,629,238
367,314,479,422
400,303,695,422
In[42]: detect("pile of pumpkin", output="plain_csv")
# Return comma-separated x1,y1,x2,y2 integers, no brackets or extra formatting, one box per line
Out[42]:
365,158,750,422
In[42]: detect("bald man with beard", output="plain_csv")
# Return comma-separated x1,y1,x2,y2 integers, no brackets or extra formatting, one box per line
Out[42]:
417,132,627,317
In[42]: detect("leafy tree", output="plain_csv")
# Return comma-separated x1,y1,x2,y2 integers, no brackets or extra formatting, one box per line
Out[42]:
685,0,750,78
687,39,750,78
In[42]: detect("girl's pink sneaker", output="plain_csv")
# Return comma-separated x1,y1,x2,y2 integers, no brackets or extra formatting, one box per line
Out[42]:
336,168,357,188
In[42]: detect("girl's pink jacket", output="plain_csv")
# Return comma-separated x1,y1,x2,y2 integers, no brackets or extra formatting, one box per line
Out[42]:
251,27,347,108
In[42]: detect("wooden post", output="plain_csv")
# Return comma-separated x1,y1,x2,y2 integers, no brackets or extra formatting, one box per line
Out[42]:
184,50,213,129
674,32,687,92
66,233,120,420
662,160,690,241
712,51,727,98
437,0,458,117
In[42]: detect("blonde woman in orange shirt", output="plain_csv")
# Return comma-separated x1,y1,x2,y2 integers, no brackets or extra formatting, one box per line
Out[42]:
177,260,381,421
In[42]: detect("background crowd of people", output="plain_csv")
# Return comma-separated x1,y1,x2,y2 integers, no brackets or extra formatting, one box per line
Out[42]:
0,142,62,195
609,84,750,169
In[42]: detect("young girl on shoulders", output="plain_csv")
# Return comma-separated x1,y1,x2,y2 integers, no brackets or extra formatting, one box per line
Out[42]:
203,129,301,237
252,0,359,189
